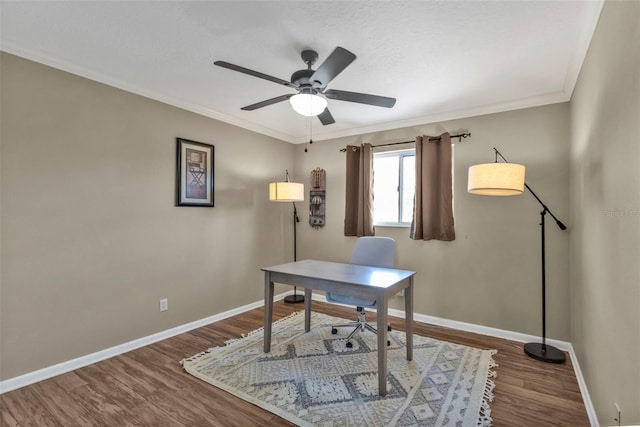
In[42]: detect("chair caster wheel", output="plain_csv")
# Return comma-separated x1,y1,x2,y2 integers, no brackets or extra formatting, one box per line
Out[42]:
346,341,353,348
387,325,392,332
387,340,391,346
331,328,338,335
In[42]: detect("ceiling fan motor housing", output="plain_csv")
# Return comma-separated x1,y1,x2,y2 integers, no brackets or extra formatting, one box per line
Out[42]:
290,69,316,89
294,49,324,89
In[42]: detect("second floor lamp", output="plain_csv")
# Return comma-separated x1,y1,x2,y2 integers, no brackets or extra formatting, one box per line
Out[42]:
269,170,305,303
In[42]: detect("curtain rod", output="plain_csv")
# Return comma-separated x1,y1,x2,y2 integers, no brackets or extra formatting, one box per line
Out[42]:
339,132,471,152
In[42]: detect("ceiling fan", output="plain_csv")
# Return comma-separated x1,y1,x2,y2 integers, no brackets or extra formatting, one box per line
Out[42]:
214,47,396,125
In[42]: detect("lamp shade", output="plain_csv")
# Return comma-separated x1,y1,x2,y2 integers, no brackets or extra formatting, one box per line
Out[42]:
468,163,526,196
269,182,304,202
289,93,327,117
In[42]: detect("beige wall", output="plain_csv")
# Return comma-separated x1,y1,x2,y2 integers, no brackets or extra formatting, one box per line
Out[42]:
294,103,571,341
0,53,298,380
569,0,640,424
0,52,4,384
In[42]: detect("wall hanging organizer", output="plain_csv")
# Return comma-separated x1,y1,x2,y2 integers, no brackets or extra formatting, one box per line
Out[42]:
309,167,326,228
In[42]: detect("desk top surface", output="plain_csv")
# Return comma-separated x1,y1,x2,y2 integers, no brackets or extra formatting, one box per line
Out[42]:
262,259,415,289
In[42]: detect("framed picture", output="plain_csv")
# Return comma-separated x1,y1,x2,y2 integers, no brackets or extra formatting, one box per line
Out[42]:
176,138,214,207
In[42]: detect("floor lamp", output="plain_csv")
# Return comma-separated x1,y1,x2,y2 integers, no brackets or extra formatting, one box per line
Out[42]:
468,148,567,364
269,170,305,304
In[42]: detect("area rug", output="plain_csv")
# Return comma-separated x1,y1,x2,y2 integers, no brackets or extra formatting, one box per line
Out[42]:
182,311,497,426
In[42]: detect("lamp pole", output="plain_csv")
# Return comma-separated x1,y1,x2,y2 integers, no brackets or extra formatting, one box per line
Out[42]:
293,202,298,262
283,199,305,304
522,192,566,364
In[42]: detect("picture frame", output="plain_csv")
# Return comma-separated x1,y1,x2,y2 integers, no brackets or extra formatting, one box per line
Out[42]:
176,138,214,207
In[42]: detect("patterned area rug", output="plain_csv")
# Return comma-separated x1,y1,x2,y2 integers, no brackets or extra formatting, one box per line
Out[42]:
182,311,497,426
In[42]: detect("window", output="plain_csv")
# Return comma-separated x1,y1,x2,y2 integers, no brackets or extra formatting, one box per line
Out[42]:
373,149,415,226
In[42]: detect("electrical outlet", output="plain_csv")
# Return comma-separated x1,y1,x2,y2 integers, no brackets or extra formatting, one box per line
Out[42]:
159,298,168,312
614,402,621,426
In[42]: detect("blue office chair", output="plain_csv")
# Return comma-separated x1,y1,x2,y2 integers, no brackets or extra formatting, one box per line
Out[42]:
326,236,396,348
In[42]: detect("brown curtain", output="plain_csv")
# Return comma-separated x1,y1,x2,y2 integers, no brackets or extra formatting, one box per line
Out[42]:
410,133,455,241
344,143,374,236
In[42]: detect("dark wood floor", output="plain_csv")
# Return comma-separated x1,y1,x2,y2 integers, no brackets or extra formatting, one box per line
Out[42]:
1,300,590,426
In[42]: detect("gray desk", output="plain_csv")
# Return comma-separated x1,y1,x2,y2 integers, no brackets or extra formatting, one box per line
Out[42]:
262,259,416,396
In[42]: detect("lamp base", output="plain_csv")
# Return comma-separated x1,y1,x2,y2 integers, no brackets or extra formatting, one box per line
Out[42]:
524,342,566,364
284,294,305,304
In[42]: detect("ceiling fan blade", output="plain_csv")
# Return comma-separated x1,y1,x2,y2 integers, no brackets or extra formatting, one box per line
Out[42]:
317,108,335,125
241,94,293,111
214,61,295,88
323,89,396,108
309,47,356,88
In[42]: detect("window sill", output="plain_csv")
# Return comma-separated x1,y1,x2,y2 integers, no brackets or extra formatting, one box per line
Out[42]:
374,223,411,228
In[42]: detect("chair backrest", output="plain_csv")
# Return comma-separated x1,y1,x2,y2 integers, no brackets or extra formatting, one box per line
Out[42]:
349,236,396,269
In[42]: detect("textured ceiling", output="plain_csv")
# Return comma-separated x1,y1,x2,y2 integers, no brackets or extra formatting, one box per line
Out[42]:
1,1,603,143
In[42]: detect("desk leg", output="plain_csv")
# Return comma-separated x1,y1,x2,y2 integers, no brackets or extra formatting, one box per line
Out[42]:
304,288,312,332
264,272,274,353
404,277,414,361
377,296,388,396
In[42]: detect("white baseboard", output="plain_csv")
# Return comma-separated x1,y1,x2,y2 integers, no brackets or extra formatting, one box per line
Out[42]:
0,290,598,427
0,292,288,394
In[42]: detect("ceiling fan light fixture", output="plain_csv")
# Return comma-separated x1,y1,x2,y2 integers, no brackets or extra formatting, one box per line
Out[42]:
289,93,327,117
